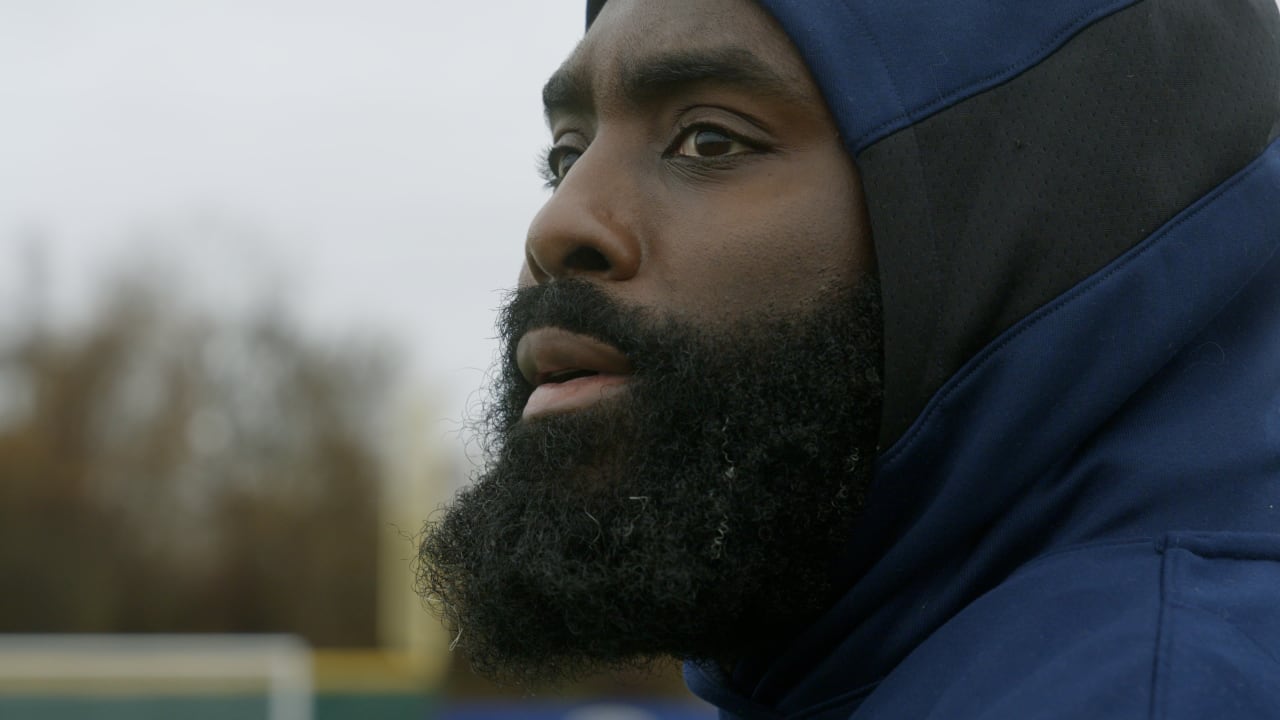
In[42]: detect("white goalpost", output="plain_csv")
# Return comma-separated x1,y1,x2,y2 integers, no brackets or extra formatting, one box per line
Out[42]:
0,634,313,720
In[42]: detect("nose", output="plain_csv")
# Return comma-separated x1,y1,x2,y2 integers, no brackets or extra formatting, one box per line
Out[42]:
523,146,642,285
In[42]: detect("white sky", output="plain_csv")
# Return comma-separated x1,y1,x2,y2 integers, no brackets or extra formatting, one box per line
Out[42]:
10,2,1276,455
0,1,584,442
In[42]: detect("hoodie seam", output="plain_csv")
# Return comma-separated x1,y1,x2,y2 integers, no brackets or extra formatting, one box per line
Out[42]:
684,661,787,720
881,138,1280,469
1150,548,1280,720
1150,540,1174,720
1003,537,1157,577
833,0,907,124
851,0,1136,150
832,0,951,403
789,680,881,719
1162,532,1280,562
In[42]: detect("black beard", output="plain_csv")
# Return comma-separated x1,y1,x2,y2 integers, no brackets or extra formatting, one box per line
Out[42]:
416,277,883,686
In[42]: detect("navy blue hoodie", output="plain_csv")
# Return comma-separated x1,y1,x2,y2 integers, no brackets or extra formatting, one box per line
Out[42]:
585,1,1280,717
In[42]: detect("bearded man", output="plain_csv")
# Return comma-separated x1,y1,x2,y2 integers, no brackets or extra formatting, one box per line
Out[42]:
418,0,1280,717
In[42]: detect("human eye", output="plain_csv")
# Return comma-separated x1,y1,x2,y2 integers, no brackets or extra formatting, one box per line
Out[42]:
669,124,757,159
538,143,583,189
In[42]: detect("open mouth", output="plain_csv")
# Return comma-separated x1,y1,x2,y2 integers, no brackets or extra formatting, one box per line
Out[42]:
516,328,633,419
540,368,600,385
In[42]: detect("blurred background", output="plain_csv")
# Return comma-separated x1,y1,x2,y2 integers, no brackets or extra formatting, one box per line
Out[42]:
0,1,708,718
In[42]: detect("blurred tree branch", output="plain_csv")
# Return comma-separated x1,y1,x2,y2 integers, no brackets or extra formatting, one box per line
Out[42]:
0,263,399,647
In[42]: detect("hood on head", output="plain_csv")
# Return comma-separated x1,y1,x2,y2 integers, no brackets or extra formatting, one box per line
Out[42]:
588,0,1280,449
583,0,1280,711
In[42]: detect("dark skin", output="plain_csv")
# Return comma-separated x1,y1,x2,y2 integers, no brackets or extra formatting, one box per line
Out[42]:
415,0,887,683
523,0,874,328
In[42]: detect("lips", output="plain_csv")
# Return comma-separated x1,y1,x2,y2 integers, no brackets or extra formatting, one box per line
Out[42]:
516,327,634,419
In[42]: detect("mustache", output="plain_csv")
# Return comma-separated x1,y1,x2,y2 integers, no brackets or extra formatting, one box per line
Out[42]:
498,280,654,366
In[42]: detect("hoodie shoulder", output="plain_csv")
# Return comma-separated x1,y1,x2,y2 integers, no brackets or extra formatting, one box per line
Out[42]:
837,536,1280,720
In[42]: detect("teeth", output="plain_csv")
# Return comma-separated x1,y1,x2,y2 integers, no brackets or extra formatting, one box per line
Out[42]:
545,369,597,384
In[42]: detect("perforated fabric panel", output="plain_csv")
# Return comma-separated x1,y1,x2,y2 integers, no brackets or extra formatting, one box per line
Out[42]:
858,0,1280,445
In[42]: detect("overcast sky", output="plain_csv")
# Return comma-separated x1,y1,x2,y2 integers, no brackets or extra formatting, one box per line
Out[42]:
10,2,1277,454
0,1,584,441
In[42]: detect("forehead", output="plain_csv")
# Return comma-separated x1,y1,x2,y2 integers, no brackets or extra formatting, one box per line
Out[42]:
546,0,815,115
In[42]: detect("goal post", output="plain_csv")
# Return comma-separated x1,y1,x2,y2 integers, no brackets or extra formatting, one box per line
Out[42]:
0,634,313,720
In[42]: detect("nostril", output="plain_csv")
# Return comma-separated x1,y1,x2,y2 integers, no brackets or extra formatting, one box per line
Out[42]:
563,246,611,274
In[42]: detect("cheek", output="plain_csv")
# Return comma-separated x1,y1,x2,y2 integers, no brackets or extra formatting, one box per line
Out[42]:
645,165,870,320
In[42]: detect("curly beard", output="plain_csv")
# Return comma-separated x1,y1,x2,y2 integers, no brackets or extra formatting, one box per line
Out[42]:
416,277,883,686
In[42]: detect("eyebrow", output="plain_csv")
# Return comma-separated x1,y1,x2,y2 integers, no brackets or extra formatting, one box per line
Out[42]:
542,47,807,121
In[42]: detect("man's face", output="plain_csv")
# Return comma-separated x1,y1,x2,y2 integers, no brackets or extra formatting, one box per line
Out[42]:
417,0,881,685
524,0,874,327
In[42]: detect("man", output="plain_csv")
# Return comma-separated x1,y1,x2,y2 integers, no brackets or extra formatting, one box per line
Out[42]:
418,0,1280,716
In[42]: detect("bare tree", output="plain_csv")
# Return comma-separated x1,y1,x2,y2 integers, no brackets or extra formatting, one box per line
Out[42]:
0,267,398,647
